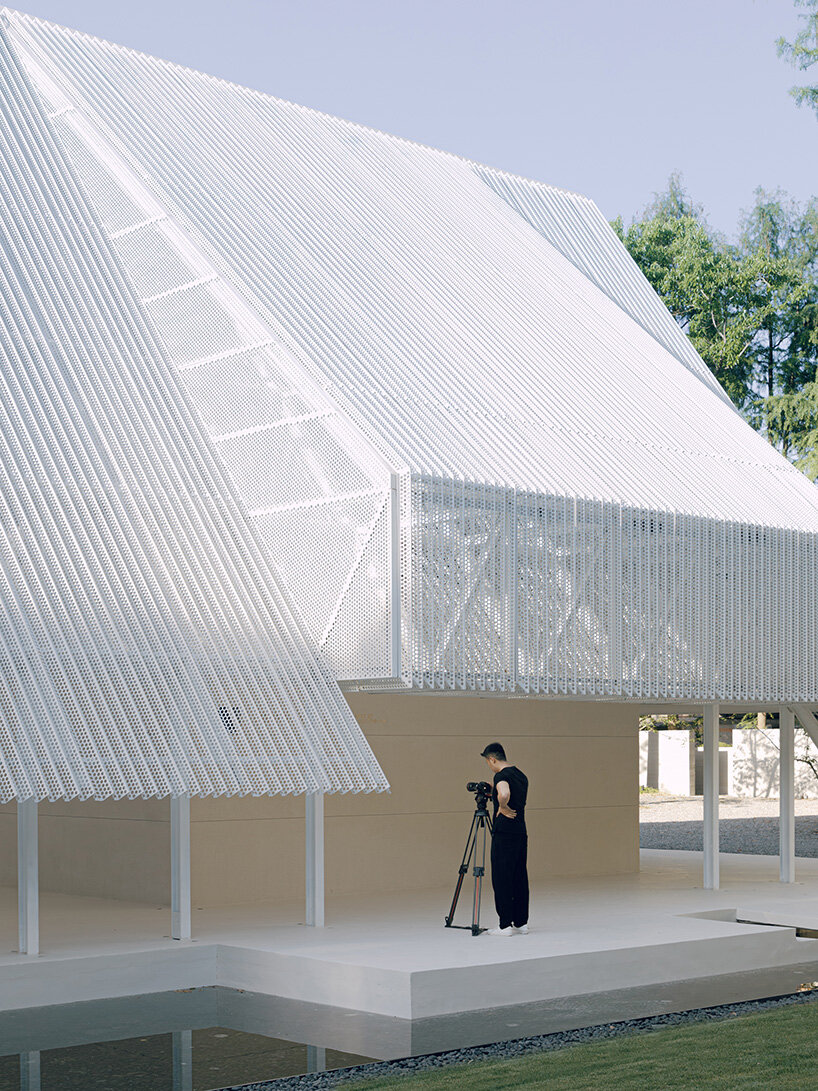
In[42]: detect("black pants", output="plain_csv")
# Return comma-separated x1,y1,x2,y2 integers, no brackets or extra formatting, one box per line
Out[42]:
490,830,529,929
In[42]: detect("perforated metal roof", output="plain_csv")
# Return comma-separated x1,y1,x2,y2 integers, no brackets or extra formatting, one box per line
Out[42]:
5,8,818,702
7,8,813,527
0,18,387,801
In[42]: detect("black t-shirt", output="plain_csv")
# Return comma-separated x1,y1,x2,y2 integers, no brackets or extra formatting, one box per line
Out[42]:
492,766,528,834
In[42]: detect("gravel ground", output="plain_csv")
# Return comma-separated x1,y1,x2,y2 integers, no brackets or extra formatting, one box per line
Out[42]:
216,987,818,1091
639,795,818,855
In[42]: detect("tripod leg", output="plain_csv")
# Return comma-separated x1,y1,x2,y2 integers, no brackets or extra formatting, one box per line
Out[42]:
471,814,489,936
445,811,479,927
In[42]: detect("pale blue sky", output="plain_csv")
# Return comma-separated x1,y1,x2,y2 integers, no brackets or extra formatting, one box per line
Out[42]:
17,0,818,237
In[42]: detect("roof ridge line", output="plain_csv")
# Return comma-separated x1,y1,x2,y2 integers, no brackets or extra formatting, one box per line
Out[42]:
3,6,587,203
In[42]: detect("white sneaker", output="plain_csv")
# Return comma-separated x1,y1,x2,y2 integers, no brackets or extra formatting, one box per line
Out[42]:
513,924,529,935
486,926,513,936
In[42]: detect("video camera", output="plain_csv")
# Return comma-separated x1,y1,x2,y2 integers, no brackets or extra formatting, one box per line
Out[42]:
466,780,493,808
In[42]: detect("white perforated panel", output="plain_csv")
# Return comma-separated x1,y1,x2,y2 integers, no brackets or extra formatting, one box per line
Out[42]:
409,479,818,701
9,14,802,525
8,30,396,679
474,167,731,404
0,19,388,801
8,7,818,702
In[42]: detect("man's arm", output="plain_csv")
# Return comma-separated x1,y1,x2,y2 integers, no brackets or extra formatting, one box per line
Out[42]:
496,780,517,820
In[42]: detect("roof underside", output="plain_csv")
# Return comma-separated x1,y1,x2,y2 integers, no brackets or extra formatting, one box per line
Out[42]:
6,8,818,534
0,18,387,800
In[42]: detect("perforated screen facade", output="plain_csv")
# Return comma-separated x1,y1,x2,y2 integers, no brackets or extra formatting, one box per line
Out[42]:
0,18,387,801
6,8,818,702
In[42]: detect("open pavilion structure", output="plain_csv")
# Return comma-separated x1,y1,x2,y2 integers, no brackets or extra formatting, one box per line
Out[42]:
2,7,818,1070
0,9,386,960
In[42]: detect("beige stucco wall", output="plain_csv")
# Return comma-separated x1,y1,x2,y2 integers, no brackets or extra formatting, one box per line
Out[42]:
0,696,638,906
0,797,169,903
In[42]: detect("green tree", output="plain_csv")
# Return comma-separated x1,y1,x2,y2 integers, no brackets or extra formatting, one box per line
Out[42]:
778,0,818,114
739,190,818,456
615,179,818,473
765,385,818,475
614,177,763,409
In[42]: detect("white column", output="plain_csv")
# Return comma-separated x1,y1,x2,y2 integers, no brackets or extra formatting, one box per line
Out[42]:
171,794,191,941
20,1051,41,1091
17,798,39,956
779,706,796,883
307,1045,326,1073
306,792,324,928
389,472,402,678
172,1029,193,1091
509,491,518,690
703,703,720,890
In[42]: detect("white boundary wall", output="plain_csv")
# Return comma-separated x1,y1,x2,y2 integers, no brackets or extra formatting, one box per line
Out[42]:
732,728,818,800
641,729,818,799
639,731,696,795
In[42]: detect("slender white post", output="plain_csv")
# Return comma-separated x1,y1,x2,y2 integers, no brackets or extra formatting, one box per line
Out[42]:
172,1029,193,1091
780,706,796,883
17,798,39,956
389,472,402,678
509,491,518,689
20,1051,41,1091
703,703,720,890
306,792,324,927
307,1045,326,1073
171,794,191,941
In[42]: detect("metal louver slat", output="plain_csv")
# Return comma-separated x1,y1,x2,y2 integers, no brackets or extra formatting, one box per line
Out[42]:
0,16,388,801
6,7,818,703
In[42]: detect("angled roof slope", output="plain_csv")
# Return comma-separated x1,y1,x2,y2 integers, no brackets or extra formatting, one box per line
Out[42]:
6,9,818,703
473,167,732,403
7,8,818,534
0,18,387,800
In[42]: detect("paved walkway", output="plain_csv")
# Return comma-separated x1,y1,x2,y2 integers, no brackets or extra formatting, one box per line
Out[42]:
5,852,818,1046
639,796,818,856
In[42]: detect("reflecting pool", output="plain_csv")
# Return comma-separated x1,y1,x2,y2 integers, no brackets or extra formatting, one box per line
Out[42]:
3,963,815,1090
0,989,375,1091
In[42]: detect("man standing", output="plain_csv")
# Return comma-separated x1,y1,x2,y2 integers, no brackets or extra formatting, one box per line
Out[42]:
481,742,529,936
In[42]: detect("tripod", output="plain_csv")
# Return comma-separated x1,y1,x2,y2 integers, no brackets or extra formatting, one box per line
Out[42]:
444,797,493,936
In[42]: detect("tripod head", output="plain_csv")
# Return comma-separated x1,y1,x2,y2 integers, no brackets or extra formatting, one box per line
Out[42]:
466,780,492,813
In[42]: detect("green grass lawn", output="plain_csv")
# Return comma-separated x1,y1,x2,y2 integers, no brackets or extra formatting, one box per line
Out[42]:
346,1000,818,1090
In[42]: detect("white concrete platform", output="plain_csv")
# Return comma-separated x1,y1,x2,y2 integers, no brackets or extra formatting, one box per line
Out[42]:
4,850,818,1026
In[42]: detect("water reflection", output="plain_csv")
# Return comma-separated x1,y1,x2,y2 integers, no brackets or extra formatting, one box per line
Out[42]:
0,996,374,1091
3,960,818,1089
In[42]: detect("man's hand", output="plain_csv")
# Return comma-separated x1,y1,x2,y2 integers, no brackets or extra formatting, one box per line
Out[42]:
496,781,516,820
